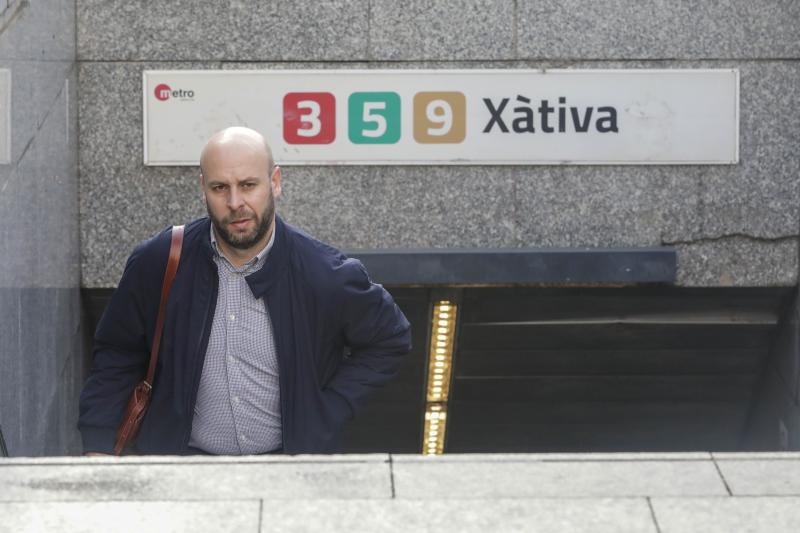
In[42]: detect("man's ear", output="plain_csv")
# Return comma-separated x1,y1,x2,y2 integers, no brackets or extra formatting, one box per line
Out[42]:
271,165,282,198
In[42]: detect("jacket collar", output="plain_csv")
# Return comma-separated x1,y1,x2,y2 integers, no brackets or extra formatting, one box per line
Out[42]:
199,217,216,260
245,215,290,298
198,215,290,298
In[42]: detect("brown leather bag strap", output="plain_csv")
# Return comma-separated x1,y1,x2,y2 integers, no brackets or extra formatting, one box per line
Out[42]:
144,225,184,388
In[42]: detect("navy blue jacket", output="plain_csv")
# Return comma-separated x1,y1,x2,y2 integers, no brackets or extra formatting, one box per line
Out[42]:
79,216,412,454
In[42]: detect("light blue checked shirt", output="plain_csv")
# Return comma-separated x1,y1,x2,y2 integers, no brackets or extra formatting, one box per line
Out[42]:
188,224,282,454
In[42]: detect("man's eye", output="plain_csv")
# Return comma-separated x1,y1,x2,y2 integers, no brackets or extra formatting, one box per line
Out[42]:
242,182,255,188
212,185,226,192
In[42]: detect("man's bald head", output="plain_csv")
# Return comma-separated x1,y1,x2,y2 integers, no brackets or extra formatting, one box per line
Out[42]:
199,127,274,179
199,127,282,264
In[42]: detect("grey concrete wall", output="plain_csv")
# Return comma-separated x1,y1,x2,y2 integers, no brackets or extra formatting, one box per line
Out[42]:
77,1,799,288
0,1,82,455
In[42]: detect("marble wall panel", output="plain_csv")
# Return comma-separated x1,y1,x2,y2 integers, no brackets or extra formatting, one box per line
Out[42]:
78,60,798,287
0,0,81,457
517,0,800,60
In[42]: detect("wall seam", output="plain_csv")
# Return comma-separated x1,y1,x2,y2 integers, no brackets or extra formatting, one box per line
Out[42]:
664,233,799,246
512,0,518,59
366,0,372,61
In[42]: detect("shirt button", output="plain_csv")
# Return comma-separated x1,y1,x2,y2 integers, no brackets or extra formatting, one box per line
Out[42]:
240,434,247,442
229,314,236,321
233,396,240,404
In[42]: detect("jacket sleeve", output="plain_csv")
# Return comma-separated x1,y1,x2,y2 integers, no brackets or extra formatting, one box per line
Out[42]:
77,242,162,453
322,258,412,420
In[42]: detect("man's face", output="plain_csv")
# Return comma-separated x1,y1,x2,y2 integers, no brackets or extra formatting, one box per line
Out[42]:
201,144,281,251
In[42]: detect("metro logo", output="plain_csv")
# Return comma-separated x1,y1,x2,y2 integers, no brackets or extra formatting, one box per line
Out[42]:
348,92,401,144
413,92,466,144
153,83,195,101
283,92,336,144
154,83,171,101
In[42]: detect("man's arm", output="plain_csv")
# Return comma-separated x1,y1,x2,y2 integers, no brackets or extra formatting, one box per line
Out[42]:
78,242,161,454
322,259,412,421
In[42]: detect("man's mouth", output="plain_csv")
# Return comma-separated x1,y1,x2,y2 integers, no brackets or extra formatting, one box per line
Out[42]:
229,218,253,230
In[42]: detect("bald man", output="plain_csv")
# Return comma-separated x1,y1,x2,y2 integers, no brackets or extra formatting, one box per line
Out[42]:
79,127,412,455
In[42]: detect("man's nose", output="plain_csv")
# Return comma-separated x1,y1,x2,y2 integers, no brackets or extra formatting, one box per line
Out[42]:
227,188,244,210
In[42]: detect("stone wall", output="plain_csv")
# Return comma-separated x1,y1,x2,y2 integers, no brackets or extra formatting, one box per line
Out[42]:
77,1,799,288
0,1,82,455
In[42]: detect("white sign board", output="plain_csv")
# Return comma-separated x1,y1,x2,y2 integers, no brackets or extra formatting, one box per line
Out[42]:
143,69,739,166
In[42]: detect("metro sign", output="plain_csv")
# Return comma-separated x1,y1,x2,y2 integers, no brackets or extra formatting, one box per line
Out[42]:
143,69,739,166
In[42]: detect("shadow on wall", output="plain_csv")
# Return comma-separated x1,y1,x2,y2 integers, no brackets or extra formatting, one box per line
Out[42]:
742,288,800,451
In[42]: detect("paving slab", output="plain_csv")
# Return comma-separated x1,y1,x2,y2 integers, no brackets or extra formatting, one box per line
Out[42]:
0,453,388,466
393,452,712,462
713,458,800,495
392,456,726,498
0,500,259,533
0,455,392,501
712,452,800,460
651,496,800,533
258,498,656,533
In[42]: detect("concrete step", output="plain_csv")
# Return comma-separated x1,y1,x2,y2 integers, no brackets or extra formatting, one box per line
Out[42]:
2,452,800,532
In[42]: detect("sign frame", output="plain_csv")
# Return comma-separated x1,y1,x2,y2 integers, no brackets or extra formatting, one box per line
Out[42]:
143,68,740,166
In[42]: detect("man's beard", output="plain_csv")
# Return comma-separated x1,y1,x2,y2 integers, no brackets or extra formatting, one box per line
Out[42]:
207,194,275,251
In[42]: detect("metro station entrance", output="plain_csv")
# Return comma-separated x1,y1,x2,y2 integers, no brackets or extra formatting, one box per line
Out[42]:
83,275,793,455
338,286,790,454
